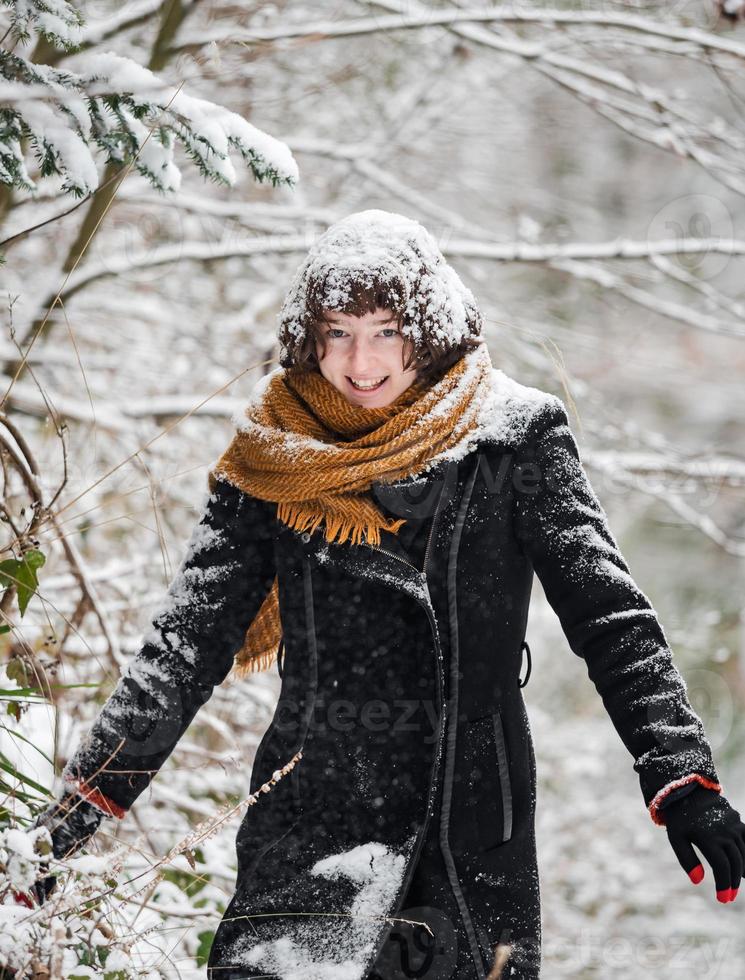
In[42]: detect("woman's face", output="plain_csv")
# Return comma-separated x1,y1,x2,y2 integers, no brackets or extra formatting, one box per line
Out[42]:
314,307,419,408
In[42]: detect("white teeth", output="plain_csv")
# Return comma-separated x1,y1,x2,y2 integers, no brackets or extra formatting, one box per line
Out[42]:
349,376,387,389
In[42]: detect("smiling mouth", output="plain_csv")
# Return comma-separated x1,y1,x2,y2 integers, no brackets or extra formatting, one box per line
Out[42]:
347,376,389,392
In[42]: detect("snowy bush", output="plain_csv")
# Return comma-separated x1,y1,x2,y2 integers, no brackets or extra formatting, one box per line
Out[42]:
0,825,152,977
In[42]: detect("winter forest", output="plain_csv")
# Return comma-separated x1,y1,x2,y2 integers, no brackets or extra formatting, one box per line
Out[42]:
1,0,745,976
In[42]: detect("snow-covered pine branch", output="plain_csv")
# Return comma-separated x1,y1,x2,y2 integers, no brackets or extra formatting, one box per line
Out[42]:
0,24,298,198
0,0,84,50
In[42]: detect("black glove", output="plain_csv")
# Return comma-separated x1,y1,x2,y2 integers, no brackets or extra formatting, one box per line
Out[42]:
24,791,105,905
661,785,745,903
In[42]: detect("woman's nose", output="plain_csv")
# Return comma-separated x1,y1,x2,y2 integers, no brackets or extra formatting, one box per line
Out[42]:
347,338,375,372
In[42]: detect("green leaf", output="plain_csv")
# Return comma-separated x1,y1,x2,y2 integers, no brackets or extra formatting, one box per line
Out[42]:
21,549,45,571
0,775,49,804
0,625,10,634
4,659,28,688
161,866,208,896
0,550,46,615
6,702,21,721
15,549,46,616
0,559,18,584
0,682,99,697
74,943,93,966
196,930,214,967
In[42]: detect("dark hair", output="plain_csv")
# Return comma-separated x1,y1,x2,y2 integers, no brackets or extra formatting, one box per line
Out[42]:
277,273,484,388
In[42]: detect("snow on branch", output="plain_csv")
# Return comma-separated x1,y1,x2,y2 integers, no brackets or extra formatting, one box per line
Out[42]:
0,0,84,50
186,5,745,65
596,462,745,558
74,0,168,50
217,0,745,199
4,379,240,428
0,48,299,198
12,224,744,341
588,450,745,489
548,258,745,339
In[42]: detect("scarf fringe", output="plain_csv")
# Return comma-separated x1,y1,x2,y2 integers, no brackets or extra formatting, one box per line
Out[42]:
227,646,278,682
276,501,406,547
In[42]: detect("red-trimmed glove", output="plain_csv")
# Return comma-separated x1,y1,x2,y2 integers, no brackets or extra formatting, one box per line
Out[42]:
661,785,745,903
14,791,105,907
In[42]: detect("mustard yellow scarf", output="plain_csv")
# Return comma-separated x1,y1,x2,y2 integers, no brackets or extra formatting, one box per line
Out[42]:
209,342,493,678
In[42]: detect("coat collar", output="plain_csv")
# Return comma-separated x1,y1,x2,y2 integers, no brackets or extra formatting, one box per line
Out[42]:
300,453,473,613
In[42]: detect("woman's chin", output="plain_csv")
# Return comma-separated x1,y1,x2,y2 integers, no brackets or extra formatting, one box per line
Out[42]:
347,393,393,407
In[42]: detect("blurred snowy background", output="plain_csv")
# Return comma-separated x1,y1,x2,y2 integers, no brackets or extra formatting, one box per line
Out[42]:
1,0,744,975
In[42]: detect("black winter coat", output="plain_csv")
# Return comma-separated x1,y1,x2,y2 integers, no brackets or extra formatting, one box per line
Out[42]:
63,380,721,980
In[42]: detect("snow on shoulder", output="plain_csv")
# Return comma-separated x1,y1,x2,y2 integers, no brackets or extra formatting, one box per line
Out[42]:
417,345,564,473
473,361,563,449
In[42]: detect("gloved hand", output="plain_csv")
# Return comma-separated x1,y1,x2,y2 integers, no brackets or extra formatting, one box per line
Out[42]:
17,790,105,906
661,785,745,903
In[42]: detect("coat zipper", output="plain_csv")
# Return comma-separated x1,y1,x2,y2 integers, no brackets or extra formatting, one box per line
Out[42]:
421,502,438,578
367,544,426,577
439,457,487,979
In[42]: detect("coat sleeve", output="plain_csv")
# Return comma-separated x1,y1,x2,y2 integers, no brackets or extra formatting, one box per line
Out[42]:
512,396,722,827
61,475,277,818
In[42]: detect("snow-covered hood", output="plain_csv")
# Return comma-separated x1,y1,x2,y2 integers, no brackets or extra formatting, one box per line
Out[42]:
276,208,484,360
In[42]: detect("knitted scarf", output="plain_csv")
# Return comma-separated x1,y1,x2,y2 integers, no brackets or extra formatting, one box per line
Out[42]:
209,341,494,678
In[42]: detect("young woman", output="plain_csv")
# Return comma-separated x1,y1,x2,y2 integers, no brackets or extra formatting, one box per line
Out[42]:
30,210,744,979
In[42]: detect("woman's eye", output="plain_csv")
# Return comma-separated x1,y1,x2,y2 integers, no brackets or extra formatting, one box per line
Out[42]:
325,328,398,338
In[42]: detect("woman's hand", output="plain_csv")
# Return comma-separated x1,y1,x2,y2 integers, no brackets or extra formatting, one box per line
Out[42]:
16,791,104,906
662,785,745,903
